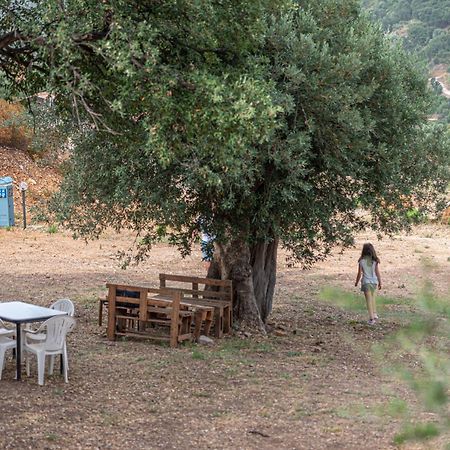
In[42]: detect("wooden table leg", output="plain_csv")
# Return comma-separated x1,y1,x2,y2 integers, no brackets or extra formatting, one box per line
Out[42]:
107,288,117,341
204,311,213,336
214,307,224,338
193,310,204,341
98,299,103,326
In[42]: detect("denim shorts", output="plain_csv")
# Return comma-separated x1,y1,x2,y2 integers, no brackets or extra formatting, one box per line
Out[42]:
361,283,377,293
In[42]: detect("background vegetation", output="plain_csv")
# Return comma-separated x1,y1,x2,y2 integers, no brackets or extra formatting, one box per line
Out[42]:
362,0,450,123
362,0,450,64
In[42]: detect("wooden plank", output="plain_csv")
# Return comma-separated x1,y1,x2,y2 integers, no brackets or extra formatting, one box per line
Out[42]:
147,307,193,317
181,298,231,308
193,310,204,341
106,283,161,294
177,333,192,341
170,292,182,348
107,285,117,340
213,305,224,338
203,311,213,336
139,288,147,332
150,295,216,310
158,287,229,299
98,298,107,326
159,273,232,288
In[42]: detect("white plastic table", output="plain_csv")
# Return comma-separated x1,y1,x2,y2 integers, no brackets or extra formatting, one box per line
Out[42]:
0,301,67,381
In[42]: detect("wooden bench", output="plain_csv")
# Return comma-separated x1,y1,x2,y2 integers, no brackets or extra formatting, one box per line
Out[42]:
159,274,233,338
106,283,196,347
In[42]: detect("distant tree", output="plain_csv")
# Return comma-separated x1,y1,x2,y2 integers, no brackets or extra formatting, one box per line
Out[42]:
422,32,450,64
1,0,449,328
406,21,432,51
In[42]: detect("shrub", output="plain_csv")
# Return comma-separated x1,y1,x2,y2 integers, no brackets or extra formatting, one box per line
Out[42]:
47,224,58,234
406,207,428,224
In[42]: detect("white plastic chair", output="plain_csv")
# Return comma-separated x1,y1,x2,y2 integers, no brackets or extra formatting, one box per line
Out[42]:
50,299,75,316
24,315,76,385
25,299,75,370
26,299,75,337
0,318,15,338
0,319,16,380
0,336,16,380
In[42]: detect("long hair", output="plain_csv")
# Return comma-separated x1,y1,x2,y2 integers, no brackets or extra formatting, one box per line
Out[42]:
359,243,380,263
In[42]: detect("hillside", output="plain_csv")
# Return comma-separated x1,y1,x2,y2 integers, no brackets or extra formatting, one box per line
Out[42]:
362,0,450,63
0,146,61,219
362,0,450,122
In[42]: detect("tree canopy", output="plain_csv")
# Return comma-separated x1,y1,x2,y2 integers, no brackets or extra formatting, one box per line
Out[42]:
1,0,449,326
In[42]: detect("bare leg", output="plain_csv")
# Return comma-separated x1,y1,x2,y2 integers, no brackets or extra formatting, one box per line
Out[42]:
371,291,378,319
364,290,374,320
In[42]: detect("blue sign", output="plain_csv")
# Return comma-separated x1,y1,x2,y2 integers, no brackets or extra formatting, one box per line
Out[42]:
0,178,14,226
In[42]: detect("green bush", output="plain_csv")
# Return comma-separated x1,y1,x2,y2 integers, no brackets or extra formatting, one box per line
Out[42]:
406,207,428,224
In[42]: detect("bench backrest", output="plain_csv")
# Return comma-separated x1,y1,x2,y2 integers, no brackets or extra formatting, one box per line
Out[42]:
158,273,232,304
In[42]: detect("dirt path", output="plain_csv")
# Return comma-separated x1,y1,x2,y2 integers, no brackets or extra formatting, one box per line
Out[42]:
0,224,448,449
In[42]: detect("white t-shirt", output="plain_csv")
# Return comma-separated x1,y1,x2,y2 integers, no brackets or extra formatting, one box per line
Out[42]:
359,257,378,285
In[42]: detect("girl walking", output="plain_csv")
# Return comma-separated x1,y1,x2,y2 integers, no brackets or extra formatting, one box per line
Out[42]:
355,243,382,324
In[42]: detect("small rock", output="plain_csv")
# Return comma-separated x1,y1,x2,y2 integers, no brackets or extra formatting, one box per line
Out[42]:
198,335,214,346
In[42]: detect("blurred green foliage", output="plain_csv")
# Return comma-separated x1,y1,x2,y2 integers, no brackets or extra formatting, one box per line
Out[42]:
320,281,450,445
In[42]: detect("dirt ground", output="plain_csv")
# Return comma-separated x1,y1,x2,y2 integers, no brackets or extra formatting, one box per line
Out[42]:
0,224,449,450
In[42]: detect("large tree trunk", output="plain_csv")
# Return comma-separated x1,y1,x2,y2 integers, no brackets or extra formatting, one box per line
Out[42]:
207,238,279,331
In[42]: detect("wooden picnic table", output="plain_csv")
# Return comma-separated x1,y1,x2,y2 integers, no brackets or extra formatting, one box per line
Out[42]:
103,284,215,346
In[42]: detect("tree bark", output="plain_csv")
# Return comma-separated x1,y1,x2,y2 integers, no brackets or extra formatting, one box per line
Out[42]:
250,239,278,322
207,238,279,331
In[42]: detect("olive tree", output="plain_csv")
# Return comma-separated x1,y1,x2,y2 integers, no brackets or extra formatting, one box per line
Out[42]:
1,0,448,329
